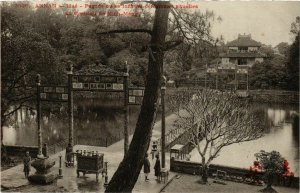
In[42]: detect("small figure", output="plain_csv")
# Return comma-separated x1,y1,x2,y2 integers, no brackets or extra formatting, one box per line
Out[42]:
151,141,158,160
249,160,262,184
65,143,73,167
282,159,294,186
154,154,161,180
23,151,31,178
143,153,150,181
283,159,294,177
186,154,191,161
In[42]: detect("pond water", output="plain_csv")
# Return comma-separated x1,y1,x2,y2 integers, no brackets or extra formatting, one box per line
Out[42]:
190,103,299,176
2,96,141,147
2,98,299,175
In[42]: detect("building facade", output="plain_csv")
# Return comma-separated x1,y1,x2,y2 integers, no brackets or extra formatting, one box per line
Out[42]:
219,34,265,67
205,34,266,91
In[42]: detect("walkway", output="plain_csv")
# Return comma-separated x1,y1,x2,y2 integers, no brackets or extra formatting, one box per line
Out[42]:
1,113,179,192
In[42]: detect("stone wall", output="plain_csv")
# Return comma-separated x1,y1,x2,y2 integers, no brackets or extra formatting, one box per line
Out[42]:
249,90,299,104
170,158,299,188
4,145,40,158
171,83,299,104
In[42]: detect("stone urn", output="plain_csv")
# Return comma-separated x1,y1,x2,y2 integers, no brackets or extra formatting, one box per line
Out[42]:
28,158,58,184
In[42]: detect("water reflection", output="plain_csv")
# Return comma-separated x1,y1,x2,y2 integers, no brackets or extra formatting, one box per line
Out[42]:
2,126,17,145
2,98,140,147
190,104,299,176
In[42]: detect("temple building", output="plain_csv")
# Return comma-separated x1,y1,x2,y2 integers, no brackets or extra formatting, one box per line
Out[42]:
205,34,266,92
219,34,265,67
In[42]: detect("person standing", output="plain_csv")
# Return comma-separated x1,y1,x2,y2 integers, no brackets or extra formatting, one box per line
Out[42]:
143,153,150,181
154,154,161,180
23,151,31,178
65,143,73,167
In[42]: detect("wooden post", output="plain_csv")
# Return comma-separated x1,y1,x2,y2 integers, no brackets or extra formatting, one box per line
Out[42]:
235,67,237,91
161,76,166,169
67,64,74,150
216,72,218,90
58,155,63,178
36,74,44,159
205,65,207,89
124,62,129,155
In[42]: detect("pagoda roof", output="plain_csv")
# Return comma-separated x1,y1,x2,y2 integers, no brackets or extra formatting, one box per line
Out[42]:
226,34,262,47
219,52,266,58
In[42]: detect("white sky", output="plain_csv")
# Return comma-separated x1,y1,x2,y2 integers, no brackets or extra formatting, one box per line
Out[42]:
6,0,299,46
196,1,300,46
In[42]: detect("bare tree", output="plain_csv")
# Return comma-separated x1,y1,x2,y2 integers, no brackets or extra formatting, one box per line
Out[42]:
172,89,264,183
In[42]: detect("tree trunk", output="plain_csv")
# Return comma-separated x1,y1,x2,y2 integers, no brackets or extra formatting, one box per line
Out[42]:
201,158,208,183
105,3,171,193
267,175,273,189
259,174,278,193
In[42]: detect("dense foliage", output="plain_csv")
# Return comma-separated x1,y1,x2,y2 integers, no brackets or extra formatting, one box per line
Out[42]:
286,34,299,91
255,150,285,191
1,2,220,126
249,17,299,91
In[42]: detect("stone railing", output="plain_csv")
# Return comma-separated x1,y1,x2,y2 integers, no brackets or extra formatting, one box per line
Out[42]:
170,158,299,188
156,127,185,150
4,139,69,159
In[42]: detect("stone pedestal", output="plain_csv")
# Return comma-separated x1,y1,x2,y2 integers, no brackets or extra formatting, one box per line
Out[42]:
28,158,58,185
159,168,169,183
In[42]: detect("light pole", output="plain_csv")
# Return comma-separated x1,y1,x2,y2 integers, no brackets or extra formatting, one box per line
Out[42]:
216,72,218,90
67,63,74,150
161,76,166,169
104,161,109,187
29,75,57,184
124,61,129,156
36,74,44,159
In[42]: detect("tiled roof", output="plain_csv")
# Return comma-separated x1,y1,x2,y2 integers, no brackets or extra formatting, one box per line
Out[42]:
75,64,126,76
219,52,266,58
226,34,262,47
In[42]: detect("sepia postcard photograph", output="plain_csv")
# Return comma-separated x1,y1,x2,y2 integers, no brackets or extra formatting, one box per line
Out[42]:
1,1,299,192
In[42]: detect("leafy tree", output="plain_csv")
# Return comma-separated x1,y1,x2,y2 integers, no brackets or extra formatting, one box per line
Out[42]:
170,89,264,183
1,1,219,190
164,9,220,80
275,42,289,56
286,31,299,91
290,16,300,36
259,45,275,59
255,150,285,193
1,4,57,127
249,60,288,90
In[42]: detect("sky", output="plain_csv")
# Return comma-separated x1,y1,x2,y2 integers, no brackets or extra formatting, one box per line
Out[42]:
6,0,299,46
196,1,300,46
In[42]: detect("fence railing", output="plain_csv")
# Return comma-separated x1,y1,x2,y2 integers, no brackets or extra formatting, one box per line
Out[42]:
45,135,122,156
47,139,69,156
156,127,186,149
75,136,121,147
